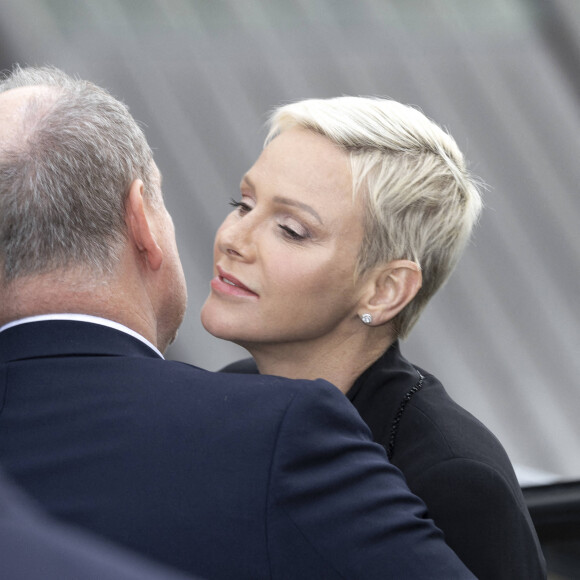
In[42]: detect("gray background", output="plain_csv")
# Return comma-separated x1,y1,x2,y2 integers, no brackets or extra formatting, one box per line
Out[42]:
1,0,579,482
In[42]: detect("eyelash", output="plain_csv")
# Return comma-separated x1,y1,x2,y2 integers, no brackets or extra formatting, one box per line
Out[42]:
228,198,309,242
229,198,251,214
279,225,307,241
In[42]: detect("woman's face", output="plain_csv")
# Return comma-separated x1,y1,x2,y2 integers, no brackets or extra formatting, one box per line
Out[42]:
201,127,367,351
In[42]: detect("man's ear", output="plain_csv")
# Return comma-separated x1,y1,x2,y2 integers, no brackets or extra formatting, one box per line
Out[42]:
358,260,422,326
125,179,163,271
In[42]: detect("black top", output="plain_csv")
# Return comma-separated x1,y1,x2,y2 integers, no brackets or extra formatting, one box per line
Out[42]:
222,342,547,580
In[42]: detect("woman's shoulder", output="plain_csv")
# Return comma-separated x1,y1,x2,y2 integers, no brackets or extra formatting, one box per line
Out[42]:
220,358,259,374
350,346,517,481
392,368,520,487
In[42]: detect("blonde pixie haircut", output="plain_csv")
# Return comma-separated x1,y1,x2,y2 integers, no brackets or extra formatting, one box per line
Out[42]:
266,96,483,339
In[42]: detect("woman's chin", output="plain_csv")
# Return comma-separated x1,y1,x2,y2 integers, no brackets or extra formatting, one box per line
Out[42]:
201,305,239,342
200,302,220,337
200,314,222,339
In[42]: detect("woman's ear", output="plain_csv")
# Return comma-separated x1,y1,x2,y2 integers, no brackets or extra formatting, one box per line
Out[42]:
359,260,422,326
125,179,163,271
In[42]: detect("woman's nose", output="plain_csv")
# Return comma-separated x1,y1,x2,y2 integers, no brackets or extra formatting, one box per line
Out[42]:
217,217,255,261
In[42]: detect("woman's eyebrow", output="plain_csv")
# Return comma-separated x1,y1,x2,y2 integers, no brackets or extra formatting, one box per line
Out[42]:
272,196,322,224
241,174,323,224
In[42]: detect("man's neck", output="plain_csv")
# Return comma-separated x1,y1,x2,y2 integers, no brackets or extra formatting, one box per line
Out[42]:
0,270,161,353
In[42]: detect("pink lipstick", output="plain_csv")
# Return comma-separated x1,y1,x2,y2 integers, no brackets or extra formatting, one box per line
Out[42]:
211,266,259,299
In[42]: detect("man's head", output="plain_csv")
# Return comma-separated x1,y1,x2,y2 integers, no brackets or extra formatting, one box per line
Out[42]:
0,66,187,351
0,65,161,279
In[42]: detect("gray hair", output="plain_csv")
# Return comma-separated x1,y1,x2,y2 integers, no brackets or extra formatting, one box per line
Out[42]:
0,65,158,282
266,96,483,338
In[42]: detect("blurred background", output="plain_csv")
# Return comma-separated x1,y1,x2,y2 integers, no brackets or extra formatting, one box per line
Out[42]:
1,0,579,486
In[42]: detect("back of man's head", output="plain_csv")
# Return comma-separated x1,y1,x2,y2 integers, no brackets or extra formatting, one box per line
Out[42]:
0,65,160,283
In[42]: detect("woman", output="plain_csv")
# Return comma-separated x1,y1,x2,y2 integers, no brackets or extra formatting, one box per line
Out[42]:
201,97,546,579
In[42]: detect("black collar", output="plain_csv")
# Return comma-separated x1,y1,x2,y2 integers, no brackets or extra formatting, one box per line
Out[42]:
347,341,424,459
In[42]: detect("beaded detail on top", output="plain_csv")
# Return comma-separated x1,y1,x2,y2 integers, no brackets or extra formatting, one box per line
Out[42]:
386,369,424,460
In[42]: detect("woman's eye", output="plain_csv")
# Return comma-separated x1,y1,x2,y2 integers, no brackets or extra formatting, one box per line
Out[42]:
279,224,309,241
229,198,252,214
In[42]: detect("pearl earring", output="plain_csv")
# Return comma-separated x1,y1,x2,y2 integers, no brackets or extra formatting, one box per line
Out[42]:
360,313,373,325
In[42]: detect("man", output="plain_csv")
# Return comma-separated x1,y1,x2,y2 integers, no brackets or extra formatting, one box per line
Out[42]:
0,468,198,579
0,65,474,579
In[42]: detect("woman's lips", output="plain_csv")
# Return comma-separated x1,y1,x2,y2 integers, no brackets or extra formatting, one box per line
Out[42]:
211,266,259,299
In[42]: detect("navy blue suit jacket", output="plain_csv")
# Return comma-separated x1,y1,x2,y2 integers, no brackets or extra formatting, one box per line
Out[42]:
0,320,474,579
0,467,198,579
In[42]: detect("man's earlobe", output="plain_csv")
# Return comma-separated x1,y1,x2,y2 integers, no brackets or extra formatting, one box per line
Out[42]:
126,179,163,271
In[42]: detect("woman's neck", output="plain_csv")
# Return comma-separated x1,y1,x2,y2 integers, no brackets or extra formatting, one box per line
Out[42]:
248,332,394,394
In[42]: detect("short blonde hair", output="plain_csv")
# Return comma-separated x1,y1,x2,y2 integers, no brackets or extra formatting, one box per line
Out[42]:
266,96,483,338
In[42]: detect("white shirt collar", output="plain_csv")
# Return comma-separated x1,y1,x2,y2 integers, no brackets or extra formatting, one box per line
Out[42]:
0,314,164,359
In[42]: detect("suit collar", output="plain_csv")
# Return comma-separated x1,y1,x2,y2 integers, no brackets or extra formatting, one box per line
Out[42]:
0,314,163,358
0,320,163,363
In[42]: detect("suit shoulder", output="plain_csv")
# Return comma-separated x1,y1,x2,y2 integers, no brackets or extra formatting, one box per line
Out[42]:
124,358,353,424
167,359,339,397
